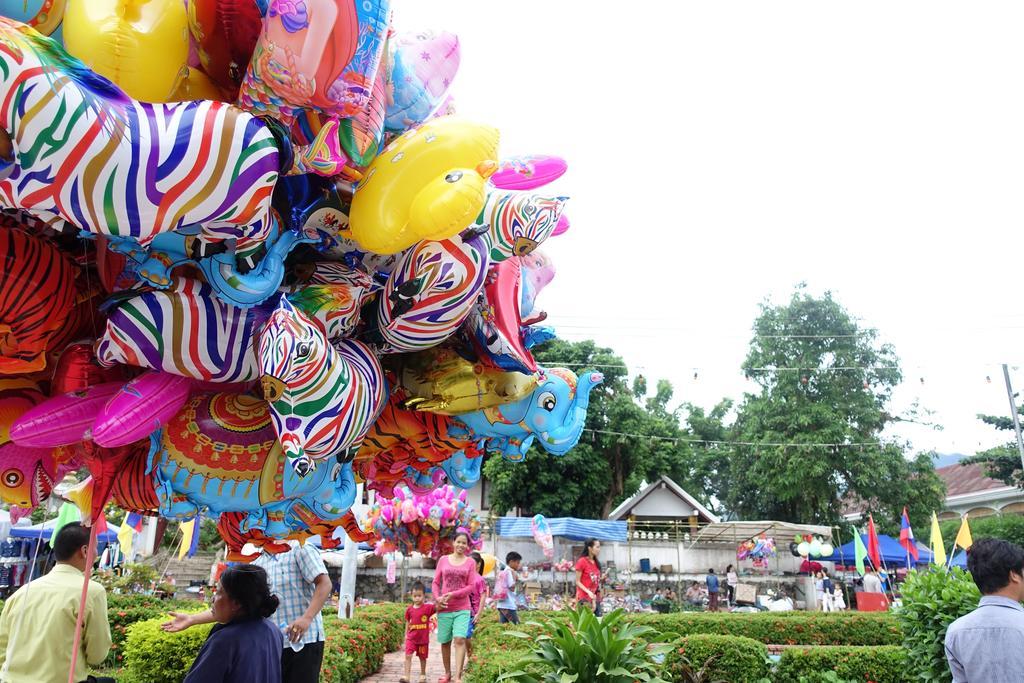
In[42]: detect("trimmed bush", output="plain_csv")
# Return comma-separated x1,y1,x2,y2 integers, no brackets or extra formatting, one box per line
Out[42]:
773,645,909,683
625,611,902,646
119,602,406,683
121,617,214,683
897,567,980,683
105,596,205,667
321,603,407,683
664,634,769,682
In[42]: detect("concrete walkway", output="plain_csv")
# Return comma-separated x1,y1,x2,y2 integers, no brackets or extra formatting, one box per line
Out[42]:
360,646,451,682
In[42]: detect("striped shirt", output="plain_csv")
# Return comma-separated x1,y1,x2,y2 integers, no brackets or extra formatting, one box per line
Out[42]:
253,544,328,647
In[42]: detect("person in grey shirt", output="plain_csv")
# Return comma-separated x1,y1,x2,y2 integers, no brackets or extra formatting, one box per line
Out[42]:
862,569,883,594
944,538,1024,683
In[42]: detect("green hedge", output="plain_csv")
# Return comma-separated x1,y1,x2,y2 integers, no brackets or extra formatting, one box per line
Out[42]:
321,603,406,683
664,634,769,682
773,645,909,683
624,611,902,646
105,595,204,667
122,618,214,683
119,602,406,683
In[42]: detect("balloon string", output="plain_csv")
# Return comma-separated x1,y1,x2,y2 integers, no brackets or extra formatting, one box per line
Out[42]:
67,522,99,683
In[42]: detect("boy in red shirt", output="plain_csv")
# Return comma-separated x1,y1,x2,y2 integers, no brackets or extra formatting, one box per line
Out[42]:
403,581,436,683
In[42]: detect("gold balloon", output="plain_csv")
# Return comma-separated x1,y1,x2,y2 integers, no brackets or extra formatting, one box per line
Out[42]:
169,67,227,102
64,0,189,102
394,347,537,415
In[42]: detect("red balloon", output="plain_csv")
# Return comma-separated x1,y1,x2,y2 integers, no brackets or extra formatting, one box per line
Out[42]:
188,0,262,99
95,236,130,294
50,343,127,395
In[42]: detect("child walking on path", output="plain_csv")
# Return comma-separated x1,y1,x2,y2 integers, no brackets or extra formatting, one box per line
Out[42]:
494,552,524,624
402,582,435,683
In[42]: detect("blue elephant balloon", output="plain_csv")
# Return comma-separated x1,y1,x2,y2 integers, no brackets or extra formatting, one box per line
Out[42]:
456,367,604,462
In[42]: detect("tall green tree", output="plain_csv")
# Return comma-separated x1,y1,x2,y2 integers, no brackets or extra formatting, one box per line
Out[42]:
483,339,710,518
723,286,945,530
964,407,1024,488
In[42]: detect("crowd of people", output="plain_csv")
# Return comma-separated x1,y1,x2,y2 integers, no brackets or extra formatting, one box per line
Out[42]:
0,522,606,683
4,522,1023,683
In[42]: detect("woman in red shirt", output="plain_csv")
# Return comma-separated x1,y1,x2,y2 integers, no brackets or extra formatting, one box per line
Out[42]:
574,538,604,616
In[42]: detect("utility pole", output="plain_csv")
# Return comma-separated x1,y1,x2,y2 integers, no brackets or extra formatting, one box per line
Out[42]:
1000,364,1024,473
338,483,364,620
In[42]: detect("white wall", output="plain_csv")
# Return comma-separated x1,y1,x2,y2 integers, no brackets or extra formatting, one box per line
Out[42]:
480,536,806,576
628,487,699,518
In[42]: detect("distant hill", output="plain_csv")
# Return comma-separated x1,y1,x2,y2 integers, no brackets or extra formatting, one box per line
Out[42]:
932,453,969,468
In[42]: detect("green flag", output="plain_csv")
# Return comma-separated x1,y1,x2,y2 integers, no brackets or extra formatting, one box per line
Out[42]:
49,502,82,549
854,529,868,576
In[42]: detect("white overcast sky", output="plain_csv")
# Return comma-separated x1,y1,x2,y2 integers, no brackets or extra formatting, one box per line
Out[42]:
394,1,1024,456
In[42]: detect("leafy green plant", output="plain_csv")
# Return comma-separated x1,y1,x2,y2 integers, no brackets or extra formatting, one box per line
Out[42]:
663,651,724,683
664,634,769,683
497,606,673,683
95,563,159,594
896,567,980,682
774,645,909,683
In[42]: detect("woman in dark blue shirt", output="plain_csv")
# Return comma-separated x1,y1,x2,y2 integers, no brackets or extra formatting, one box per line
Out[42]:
184,564,283,683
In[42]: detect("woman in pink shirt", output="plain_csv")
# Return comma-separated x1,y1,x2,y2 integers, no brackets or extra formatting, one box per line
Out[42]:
431,531,477,683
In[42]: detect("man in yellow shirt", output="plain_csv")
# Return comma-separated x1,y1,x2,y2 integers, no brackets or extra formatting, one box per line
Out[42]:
0,522,112,683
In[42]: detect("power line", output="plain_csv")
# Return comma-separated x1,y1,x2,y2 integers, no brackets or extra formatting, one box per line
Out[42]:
584,428,885,449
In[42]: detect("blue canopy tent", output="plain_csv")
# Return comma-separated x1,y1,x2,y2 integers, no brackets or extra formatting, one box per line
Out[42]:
949,550,968,568
819,533,933,567
10,519,121,544
495,517,627,542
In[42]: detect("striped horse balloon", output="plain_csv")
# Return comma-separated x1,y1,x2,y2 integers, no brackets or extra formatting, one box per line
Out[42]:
476,191,568,263
96,272,372,382
0,18,336,302
258,297,387,477
360,233,488,354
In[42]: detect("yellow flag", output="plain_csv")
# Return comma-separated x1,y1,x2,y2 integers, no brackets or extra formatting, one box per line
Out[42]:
954,515,973,551
178,518,196,560
117,513,136,556
930,512,947,566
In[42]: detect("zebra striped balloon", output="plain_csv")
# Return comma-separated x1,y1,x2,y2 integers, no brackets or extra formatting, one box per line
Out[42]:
97,278,261,383
0,18,279,261
258,297,387,475
478,191,567,263
97,272,375,382
366,234,488,354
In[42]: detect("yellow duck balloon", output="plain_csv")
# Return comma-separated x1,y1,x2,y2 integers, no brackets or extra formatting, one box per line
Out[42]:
348,117,500,255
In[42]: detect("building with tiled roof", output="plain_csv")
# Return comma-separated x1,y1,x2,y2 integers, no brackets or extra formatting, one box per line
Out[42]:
842,460,1024,523
933,462,1024,521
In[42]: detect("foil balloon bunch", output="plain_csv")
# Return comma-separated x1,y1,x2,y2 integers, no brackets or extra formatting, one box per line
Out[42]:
0,1,598,562
358,485,482,557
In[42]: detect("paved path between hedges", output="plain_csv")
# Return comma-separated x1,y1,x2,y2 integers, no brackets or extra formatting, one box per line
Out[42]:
360,646,449,682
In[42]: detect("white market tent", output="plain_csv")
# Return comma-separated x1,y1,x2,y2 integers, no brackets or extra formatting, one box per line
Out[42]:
686,520,834,548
